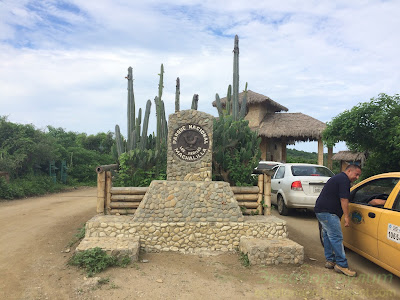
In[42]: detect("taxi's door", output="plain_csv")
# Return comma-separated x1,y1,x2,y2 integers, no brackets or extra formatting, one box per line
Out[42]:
342,177,397,259
377,185,400,276
342,204,382,259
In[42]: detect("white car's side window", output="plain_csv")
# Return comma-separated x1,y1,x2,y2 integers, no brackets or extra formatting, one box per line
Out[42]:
275,166,285,179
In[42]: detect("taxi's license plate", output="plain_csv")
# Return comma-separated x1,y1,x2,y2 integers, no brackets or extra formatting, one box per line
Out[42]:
388,223,400,243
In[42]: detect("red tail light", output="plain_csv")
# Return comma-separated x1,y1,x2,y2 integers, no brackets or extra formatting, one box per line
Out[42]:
291,181,303,191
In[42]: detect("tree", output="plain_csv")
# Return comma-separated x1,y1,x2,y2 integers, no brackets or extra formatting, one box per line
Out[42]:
323,93,400,178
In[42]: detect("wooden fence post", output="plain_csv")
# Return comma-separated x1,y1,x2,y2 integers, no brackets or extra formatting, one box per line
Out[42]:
97,171,106,214
263,174,272,215
258,174,264,214
105,171,112,215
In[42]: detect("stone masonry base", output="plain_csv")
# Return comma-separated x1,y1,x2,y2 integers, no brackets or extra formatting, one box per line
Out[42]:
77,215,304,262
76,236,140,261
239,237,304,265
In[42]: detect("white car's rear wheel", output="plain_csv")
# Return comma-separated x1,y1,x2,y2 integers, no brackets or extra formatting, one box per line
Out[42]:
277,195,289,215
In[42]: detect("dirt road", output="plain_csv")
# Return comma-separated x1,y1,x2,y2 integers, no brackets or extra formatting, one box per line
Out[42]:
0,189,398,300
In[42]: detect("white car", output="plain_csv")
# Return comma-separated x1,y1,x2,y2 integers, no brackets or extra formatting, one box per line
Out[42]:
271,163,334,215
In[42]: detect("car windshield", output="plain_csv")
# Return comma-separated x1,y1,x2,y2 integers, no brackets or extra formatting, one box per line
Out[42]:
291,166,334,177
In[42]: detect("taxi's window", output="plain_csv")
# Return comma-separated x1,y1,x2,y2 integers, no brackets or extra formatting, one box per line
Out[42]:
350,178,400,205
393,193,400,212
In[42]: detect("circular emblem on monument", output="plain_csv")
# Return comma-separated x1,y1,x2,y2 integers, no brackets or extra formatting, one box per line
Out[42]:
171,124,209,161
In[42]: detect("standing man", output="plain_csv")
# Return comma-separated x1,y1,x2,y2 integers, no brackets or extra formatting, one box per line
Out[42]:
314,164,362,277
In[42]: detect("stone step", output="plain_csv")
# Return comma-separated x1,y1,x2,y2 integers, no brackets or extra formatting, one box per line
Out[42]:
239,237,304,265
76,236,140,261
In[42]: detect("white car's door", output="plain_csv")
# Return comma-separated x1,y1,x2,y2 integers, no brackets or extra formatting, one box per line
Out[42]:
270,166,285,205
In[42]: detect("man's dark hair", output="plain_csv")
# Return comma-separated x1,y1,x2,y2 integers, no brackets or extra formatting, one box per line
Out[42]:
345,164,361,171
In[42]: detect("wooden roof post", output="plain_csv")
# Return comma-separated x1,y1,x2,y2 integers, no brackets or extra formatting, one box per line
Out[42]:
318,139,324,166
327,146,333,170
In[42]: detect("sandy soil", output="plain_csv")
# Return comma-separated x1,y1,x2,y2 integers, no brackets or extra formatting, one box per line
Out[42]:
0,188,398,300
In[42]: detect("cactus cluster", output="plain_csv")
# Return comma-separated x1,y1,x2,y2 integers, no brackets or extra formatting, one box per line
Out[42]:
115,64,198,157
115,66,159,156
215,35,248,120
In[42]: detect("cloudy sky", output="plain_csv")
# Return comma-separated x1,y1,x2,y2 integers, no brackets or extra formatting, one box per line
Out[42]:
1,0,399,152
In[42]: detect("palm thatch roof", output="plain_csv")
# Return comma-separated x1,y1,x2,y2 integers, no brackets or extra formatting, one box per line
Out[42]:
332,151,365,161
253,113,326,142
212,90,288,112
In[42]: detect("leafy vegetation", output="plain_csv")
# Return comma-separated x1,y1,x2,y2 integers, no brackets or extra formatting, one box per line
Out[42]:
68,247,131,276
323,93,400,178
0,116,115,199
212,116,261,186
68,224,87,247
113,143,167,187
239,251,250,267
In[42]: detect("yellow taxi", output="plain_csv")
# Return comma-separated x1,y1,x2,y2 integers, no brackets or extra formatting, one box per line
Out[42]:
342,172,400,277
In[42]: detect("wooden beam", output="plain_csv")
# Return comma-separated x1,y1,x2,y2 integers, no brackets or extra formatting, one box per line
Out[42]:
231,186,259,194
237,202,259,209
234,194,259,201
111,195,145,202
111,187,148,195
110,209,137,215
109,202,140,209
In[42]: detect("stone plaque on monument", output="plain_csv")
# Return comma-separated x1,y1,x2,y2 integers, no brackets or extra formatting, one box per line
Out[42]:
167,110,213,181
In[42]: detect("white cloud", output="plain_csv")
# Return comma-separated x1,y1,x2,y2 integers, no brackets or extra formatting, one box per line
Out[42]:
1,0,399,152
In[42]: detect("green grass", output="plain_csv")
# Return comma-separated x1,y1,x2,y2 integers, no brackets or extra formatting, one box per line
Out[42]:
68,247,131,276
239,251,250,267
68,224,86,247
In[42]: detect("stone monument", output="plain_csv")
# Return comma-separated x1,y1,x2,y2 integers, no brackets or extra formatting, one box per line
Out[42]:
133,110,244,223
78,109,303,265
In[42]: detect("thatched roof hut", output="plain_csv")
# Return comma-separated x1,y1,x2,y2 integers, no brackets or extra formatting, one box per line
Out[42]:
212,90,288,113
254,113,327,143
211,89,329,163
332,151,366,171
332,151,365,161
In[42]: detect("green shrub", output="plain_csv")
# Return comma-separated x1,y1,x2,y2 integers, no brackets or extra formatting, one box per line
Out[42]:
212,115,260,186
239,251,250,267
113,146,167,187
68,247,131,276
0,175,66,199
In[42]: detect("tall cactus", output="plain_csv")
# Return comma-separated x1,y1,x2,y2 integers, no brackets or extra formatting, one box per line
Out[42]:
215,93,223,118
135,108,142,147
140,100,152,150
191,94,199,110
240,82,248,119
232,35,239,121
115,125,124,156
154,64,168,151
126,67,135,151
175,77,180,112
227,85,232,115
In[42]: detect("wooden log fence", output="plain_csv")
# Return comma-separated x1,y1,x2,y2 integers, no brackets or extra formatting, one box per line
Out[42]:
96,165,273,216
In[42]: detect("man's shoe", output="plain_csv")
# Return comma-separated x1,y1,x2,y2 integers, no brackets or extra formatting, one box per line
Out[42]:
325,261,335,269
334,264,357,277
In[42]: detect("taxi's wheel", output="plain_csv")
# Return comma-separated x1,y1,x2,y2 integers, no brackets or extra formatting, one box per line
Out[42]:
277,195,289,215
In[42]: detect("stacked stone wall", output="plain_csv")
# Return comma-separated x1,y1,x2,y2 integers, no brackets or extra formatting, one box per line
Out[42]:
133,181,243,223
86,215,287,253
